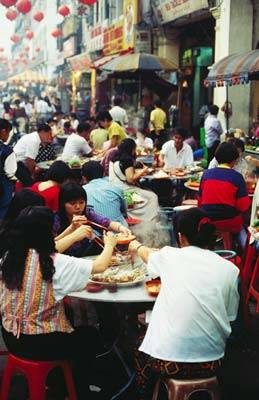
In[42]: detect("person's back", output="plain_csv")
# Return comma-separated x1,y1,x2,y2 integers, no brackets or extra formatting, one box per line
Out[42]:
109,105,128,128
141,245,239,362
62,124,92,159
83,178,127,226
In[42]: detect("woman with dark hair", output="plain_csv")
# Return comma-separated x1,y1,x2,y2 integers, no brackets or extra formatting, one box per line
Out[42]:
109,138,159,221
53,182,130,257
128,207,239,399
31,161,71,211
0,206,117,399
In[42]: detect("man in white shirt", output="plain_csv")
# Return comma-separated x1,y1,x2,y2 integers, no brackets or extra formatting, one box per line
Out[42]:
36,97,50,123
21,96,33,133
14,123,53,175
62,122,92,160
159,128,193,169
109,96,128,128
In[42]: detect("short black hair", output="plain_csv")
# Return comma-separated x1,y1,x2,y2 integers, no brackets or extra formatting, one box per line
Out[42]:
172,127,187,139
0,118,12,132
215,142,239,164
209,104,219,115
82,160,104,181
70,112,77,119
96,111,113,122
47,161,71,184
37,123,52,133
64,121,71,129
154,99,162,108
77,122,91,134
228,137,245,153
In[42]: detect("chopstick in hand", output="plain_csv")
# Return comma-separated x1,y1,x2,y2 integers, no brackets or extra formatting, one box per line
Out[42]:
88,221,109,232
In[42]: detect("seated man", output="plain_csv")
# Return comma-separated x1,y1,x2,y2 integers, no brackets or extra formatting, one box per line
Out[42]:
14,123,53,178
90,122,108,150
62,122,92,159
159,128,193,170
82,161,128,226
198,142,250,233
96,111,126,150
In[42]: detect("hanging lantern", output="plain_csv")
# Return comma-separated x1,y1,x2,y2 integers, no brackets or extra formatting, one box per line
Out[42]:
16,0,32,14
0,48,4,52
24,46,29,52
10,34,20,43
19,52,24,58
78,0,96,5
25,30,34,40
33,11,44,22
51,28,62,38
31,56,36,61
35,47,40,52
58,5,70,17
0,0,17,7
6,9,17,20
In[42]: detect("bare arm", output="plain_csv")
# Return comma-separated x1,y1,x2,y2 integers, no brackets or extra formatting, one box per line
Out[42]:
125,166,149,184
55,225,94,253
25,158,36,175
159,154,165,167
92,233,117,273
128,240,153,264
109,221,131,235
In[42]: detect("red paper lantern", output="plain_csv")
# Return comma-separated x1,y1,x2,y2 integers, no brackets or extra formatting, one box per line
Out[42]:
78,0,96,4
31,56,36,61
33,11,44,22
35,47,40,52
6,9,17,20
25,30,34,40
51,28,62,38
19,52,24,58
0,0,17,7
16,0,31,14
58,5,70,17
0,48,4,52
10,34,20,43
24,46,29,52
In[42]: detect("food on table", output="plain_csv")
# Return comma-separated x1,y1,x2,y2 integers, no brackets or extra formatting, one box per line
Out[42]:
86,283,105,292
109,253,131,266
145,278,161,297
186,175,201,188
174,168,186,177
115,233,136,245
252,219,259,232
124,191,144,206
136,147,148,156
91,266,145,284
68,159,81,168
153,170,169,179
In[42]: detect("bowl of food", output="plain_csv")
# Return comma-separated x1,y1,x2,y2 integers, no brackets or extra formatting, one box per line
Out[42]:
115,233,136,245
145,278,161,297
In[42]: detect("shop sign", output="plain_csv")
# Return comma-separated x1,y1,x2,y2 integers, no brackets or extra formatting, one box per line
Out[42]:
135,30,151,53
68,52,92,72
63,37,76,59
153,0,209,25
103,20,124,56
87,23,103,52
62,16,77,39
123,0,138,49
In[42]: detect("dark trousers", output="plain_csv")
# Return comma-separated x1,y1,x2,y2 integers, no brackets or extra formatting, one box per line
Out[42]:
2,326,100,399
16,161,34,187
207,140,220,164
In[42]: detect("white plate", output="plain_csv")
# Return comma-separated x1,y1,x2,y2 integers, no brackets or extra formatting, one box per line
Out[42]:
89,275,146,287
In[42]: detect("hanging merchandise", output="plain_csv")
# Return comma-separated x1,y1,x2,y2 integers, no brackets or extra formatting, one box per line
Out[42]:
0,0,17,7
58,5,70,17
33,11,44,22
16,0,32,14
5,8,17,20
25,30,34,40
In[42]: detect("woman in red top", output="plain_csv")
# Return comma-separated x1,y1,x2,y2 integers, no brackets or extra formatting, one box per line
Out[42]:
31,161,71,211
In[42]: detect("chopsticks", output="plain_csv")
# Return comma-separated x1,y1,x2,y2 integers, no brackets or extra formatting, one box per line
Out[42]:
87,220,109,232
93,235,123,254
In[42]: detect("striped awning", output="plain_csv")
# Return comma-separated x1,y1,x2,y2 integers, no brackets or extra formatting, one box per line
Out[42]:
205,50,259,87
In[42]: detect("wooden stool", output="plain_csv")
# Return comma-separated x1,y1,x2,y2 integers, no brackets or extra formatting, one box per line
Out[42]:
152,376,220,400
1,353,77,400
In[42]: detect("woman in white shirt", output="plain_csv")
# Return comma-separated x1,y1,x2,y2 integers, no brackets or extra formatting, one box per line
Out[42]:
129,207,239,399
0,206,117,399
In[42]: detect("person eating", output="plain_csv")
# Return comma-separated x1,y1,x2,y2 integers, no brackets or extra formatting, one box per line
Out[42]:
53,182,131,257
198,142,250,234
128,207,239,399
62,122,92,160
159,127,194,170
96,111,126,150
109,138,159,222
0,206,117,400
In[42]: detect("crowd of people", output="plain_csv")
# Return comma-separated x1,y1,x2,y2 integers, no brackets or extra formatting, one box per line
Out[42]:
0,92,258,399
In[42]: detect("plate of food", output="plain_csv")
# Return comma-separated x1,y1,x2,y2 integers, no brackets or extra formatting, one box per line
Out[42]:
90,265,146,286
145,278,161,297
185,175,201,190
152,170,169,179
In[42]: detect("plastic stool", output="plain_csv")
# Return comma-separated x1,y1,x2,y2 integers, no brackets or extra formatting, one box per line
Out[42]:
152,376,220,400
1,353,77,400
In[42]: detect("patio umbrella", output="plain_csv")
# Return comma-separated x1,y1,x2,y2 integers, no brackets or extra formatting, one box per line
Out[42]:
101,53,178,107
204,49,259,131
101,52,178,72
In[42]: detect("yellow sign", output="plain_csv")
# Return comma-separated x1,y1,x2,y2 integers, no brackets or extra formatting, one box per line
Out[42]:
123,0,137,50
103,21,124,56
